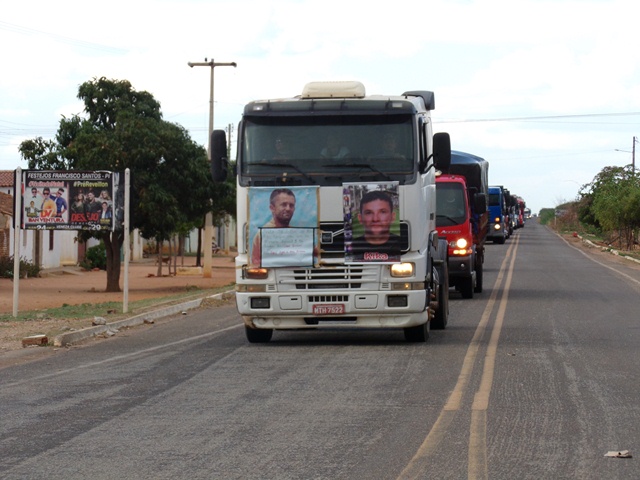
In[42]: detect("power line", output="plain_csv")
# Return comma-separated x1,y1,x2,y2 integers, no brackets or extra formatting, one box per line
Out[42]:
440,111,640,124
0,20,127,54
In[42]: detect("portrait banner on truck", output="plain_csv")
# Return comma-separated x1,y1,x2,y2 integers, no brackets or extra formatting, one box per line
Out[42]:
344,182,401,263
20,170,122,231
248,186,319,267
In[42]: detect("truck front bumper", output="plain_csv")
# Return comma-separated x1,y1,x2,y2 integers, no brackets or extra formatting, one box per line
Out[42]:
448,254,473,278
236,288,430,330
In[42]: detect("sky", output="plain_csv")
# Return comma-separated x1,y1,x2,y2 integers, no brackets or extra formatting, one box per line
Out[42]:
2,0,639,214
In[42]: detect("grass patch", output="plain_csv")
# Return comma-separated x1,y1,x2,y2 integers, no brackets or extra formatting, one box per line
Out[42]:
0,283,235,324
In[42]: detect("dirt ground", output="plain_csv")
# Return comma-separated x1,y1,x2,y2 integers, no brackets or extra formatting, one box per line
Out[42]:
0,255,237,354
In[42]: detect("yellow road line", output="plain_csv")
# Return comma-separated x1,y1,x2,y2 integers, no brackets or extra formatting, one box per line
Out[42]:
397,237,519,480
468,234,519,479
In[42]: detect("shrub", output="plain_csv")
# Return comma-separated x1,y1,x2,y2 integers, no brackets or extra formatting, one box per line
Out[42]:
0,256,41,279
80,242,107,270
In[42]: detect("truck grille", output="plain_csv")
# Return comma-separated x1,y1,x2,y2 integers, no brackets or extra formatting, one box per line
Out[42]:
319,221,410,259
276,265,379,290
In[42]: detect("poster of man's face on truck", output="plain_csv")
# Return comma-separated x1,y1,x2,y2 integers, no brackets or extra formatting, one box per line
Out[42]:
344,182,401,263
248,186,319,267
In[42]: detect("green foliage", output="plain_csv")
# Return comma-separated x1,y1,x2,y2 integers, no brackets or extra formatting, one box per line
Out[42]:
538,208,555,225
18,76,236,290
0,256,41,279
80,243,107,271
578,165,640,249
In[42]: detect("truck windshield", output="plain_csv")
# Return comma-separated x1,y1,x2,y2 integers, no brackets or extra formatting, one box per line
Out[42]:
239,115,416,187
436,183,467,226
489,193,501,206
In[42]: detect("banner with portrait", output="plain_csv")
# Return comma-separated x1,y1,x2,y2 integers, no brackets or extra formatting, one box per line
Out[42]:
248,186,319,267
343,182,401,263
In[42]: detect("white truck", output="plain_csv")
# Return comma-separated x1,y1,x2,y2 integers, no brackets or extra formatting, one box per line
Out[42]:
211,81,451,343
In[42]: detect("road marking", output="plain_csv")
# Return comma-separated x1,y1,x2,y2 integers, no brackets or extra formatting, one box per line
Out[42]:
397,236,519,480
3,323,243,388
557,232,640,289
468,234,519,480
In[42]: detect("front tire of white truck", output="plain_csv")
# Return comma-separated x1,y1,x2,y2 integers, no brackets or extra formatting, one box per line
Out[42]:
245,326,273,343
431,260,449,330
403,318,430,342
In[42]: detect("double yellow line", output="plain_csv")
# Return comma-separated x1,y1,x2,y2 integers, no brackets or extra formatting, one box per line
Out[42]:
398,233,521,480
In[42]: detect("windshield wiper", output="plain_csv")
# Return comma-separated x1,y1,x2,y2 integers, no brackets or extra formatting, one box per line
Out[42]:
436,214,461,224
257,161,315,184
329,163,391,181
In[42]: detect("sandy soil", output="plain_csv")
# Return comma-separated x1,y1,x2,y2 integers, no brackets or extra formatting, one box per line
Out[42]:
0,255,237,354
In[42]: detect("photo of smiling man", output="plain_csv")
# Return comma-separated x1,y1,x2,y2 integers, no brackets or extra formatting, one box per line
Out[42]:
345,182,401,263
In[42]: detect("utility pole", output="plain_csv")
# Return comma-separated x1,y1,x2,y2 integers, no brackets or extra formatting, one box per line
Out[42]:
633,136,637,173
225,123,234,159
188,58,237,278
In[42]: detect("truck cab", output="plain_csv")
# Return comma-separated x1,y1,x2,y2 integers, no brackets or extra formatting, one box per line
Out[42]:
436,151,488,298
487,185,508,244
211,81,452,342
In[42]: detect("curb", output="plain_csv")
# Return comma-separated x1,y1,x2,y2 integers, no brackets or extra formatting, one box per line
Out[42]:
577,235,640,265
53,290,235,347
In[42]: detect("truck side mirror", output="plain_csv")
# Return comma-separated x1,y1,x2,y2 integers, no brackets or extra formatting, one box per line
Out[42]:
433,132,451,172
211,129,229,183
474,192,487,213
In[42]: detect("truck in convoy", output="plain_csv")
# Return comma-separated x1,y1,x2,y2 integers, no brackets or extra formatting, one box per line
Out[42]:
487,185,508,244
435,150,488,299
504,190,516,236
515,196,526,228
210,81,452,343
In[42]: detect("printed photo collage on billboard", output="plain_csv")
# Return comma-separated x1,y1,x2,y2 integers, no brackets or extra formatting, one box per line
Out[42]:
21,171,122,231
248,182,400,267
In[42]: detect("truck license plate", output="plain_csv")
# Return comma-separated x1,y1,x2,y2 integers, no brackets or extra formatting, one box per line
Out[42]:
312,304,345,315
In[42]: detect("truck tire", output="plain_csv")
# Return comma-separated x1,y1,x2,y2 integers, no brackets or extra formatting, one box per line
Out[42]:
474,257,483,293
404,320,430,342
245,326,273,343
495,235,506,245
431,262,449,330
459,276,474,299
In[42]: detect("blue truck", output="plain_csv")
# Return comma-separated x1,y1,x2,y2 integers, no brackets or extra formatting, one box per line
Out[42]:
487,185,508,244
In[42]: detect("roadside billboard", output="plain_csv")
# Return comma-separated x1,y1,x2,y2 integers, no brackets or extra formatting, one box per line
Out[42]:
20,170,122,231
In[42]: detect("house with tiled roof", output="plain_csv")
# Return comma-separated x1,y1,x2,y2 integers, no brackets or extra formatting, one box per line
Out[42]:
0,191,12,257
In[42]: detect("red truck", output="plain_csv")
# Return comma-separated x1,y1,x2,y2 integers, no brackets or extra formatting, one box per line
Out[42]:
436,151,489,299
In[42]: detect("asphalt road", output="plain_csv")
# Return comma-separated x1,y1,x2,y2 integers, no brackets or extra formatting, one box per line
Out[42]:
1,221,639,479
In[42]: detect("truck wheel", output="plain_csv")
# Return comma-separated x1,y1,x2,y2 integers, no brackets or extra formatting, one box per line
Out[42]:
460,276,474,299
474,260,483,293
245,326,273,343
495,235,506,245
404,320,430,342
431,262,449,330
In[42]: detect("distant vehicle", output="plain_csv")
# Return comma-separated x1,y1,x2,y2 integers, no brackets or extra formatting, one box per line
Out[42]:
487,186,508,244
516,196,526,228
436,151,489,299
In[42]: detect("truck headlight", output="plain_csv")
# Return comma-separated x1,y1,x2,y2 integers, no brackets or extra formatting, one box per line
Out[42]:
455,238,468,249
391,262,414,277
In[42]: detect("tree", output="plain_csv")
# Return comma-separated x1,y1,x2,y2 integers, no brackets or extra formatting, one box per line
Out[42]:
19,77,234,291
578,165,640,249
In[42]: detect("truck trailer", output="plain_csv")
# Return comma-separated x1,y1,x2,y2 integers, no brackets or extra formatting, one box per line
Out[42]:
211,81,452,342
436,150,488,299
